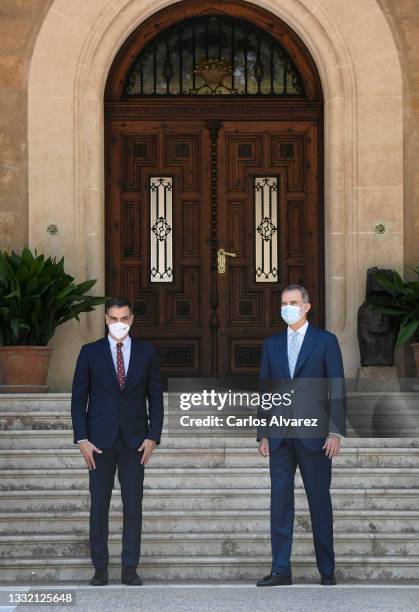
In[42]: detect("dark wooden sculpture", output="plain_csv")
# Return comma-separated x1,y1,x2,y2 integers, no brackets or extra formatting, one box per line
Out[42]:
357,267,399,366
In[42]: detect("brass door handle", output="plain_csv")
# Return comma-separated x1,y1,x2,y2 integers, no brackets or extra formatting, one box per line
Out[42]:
217,248,237,274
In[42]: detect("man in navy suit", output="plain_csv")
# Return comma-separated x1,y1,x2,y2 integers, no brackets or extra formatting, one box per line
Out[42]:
256,285,346,587
71,297,164,586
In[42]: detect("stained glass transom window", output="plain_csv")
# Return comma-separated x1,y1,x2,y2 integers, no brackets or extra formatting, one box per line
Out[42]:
124,15,305,96
150,177,173,282
255,177,279,282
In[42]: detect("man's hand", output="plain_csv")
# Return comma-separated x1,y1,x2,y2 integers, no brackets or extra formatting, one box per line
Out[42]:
258,438,269,457
78,440,102,470
322,435,341,459
138,439,157,465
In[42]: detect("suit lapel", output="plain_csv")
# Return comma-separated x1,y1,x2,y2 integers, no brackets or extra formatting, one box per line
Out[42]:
123,337,138,391
292,323,319,378
101,337,121,391
277,331,291,379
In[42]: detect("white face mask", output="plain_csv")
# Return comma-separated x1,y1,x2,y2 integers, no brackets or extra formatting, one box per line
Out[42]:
281,305,304,326
108,321,130,340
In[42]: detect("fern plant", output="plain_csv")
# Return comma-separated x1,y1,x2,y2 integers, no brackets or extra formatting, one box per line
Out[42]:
366,266,419,348
0,247,108,346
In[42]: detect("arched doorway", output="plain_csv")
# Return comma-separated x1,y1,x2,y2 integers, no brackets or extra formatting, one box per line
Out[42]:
104,0,324,380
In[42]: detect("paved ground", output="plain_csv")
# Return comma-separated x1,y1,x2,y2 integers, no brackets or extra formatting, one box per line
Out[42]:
1,584,419,612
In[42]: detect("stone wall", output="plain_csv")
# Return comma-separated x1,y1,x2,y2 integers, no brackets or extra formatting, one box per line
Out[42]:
377,0,419,279
0,0,52,250
1,0,418,265
0,0,418,388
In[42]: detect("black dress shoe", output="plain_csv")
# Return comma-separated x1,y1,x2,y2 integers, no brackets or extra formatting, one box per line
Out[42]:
256,572,292,587
321,573,337,585
89,568,108,586
121,566,144,586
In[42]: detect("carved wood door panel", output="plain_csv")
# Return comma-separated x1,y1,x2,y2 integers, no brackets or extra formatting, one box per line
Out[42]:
216,120,321,376
107,120,212,379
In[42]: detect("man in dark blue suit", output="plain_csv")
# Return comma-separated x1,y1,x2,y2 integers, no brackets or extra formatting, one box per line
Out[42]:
71,297,164,587
256,284,346,587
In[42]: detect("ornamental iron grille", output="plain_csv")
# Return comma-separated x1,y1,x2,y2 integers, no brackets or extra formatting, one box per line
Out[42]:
255,177,279,282
150,177,173,282
124,15,305,96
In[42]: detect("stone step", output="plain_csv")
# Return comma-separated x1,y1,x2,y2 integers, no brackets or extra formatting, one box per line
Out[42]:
0,411,72,430
1,392,418,410
0,394,72,411
1,389,419,438
1,531,418,560
1,446,419,469
1,398,418,434
1,554,419,583
2,487,418,512
2,448,264,470
0,509,418,535
2,429,419,448
1,412,418,438
1,466,419,490
0,430,253,449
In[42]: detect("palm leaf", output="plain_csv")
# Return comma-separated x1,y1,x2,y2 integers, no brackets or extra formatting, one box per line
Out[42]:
0,247,108,345
396,321,419,347
367,268,419,346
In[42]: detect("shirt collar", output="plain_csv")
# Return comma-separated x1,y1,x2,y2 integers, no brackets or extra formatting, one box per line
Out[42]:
108,333,131,349
287,319,309,337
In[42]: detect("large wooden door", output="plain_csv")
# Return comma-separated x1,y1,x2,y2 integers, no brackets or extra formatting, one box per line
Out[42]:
107,120,213,378
104,1,325,382
217,120,320,375
106,116,322,380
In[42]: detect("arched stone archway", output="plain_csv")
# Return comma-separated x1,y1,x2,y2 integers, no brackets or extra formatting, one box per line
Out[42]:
28,0,403,388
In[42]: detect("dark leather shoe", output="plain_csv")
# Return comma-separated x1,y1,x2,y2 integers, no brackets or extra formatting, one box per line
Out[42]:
256,572,292,587
121,566,144,586
89,568,108,586
321,573,337,585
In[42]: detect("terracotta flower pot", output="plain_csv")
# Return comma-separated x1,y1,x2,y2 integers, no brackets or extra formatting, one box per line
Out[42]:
0,346,52,393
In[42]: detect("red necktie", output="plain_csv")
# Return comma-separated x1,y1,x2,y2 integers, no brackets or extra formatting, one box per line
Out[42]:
116,342,126,390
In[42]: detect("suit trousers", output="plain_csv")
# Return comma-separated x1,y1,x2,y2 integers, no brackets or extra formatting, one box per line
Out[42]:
269,437,334,577
88,427,145,569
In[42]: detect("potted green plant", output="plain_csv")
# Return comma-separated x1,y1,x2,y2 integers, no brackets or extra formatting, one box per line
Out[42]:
366,266,419,376
0,247,108,392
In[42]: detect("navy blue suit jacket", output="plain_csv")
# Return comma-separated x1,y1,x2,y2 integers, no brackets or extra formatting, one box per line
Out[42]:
257,322,347,452
71,336,164,449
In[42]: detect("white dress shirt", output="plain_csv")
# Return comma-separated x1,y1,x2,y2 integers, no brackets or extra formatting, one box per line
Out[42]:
287,320,343,439
76,334,132,444
287,319,309,364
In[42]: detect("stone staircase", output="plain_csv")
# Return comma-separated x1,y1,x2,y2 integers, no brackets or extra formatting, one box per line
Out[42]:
1,393,419,583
